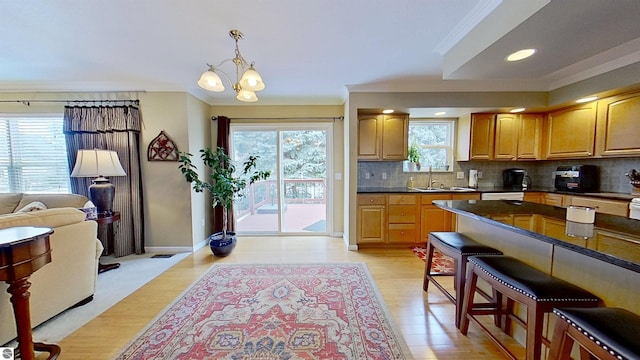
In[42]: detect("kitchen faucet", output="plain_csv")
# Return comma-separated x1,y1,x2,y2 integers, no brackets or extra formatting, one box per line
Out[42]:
427,165,434,190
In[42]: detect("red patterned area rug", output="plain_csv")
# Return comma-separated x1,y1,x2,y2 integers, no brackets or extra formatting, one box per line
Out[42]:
115,263,413,360
409,246,455,274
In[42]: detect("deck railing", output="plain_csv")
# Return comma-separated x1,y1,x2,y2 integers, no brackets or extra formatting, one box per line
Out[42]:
234,178,326,218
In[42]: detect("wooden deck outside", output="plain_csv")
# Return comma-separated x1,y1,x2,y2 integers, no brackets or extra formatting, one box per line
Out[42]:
236,203,327,233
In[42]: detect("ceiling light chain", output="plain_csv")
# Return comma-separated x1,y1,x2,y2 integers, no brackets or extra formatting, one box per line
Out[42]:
197,30,265,102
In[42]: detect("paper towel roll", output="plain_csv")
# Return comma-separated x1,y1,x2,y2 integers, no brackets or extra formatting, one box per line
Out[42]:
469,169,478,188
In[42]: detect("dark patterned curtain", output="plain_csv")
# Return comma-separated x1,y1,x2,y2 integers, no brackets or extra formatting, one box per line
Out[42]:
214,115,233,233
64,103,145,257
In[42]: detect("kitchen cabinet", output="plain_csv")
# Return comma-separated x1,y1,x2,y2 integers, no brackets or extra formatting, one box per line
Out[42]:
569,196,629,217
523,192,544,204
590,230,640,263
493,114,518,160
544,102,597,159
356,194,386,243
387,194,419,243
420,194,453,244
469,113,496,160
357,114,408,161
544,193,568,207
517,114,544,159
595,91,640,157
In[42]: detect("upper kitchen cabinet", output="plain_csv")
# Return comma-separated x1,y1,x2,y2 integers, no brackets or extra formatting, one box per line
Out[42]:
544,102,597,159
357,113,409,161
595,91,640,157
469,113,496,160
493,113,543,160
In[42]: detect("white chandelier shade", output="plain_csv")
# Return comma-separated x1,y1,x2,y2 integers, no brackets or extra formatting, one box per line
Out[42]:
197,30,265,102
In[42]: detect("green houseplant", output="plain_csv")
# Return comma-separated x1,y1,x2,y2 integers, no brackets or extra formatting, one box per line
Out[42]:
178,147,271,256
408,143,421,171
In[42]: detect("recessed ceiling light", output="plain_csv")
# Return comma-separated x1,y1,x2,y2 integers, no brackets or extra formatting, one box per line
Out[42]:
434,111,446,116
382,109,394,114
576,96,598,103
510,108,525,113
506,48,537,62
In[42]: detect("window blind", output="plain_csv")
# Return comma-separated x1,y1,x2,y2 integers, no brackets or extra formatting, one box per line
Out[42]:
0,115,71,193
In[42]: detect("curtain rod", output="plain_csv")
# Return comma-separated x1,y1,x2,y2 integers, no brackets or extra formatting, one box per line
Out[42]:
0,99,140,107
212,116,344,121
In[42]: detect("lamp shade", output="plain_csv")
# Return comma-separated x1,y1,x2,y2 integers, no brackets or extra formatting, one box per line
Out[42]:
236,89,258,102
197,70,225,92
71,149,126,178
239,65,265,91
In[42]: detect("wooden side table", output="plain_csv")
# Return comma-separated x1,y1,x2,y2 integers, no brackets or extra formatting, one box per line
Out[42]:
96,212,121,274
0,226,60,360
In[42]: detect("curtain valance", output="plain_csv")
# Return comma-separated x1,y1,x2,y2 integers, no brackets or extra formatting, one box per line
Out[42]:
63,105,142,134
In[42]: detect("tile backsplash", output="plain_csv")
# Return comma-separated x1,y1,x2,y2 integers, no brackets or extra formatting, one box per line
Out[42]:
358,158,640,193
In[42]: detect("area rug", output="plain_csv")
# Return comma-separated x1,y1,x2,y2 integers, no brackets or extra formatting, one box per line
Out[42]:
409,246,455,274
115,263,413,360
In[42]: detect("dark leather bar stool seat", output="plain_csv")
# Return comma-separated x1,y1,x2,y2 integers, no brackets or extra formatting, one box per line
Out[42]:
423,232,502,328
549,307,640,360
460,255,601,360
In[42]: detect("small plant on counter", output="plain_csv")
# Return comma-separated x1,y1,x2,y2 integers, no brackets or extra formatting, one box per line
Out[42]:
408,143,421,170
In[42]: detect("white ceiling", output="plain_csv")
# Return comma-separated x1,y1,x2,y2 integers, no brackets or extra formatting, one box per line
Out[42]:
2,0,640,112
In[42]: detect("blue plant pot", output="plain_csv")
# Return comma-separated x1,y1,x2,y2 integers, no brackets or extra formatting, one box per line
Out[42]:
208,231,237,257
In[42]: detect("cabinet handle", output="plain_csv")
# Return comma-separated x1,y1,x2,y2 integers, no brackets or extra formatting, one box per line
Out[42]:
400,212,405,216
370,199,374,203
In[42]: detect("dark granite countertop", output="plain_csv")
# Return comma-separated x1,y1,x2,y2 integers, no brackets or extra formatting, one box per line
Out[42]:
433,199,640,273
357,186,638,201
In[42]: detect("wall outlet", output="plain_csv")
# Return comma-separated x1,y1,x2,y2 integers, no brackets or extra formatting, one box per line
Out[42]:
456,171,464,179
478,171,483,179
365,173,370,179
382,172,387,180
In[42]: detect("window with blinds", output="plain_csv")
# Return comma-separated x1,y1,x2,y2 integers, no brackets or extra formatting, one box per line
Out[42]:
0,115,71,193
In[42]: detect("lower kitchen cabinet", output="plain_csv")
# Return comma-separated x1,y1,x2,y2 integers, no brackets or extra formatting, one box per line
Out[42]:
387,194,419,243
523,192,545,204
569,195,629,217
356,194,386,244
420,194,453,245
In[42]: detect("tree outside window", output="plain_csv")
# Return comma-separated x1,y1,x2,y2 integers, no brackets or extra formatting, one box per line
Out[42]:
405,119,455,172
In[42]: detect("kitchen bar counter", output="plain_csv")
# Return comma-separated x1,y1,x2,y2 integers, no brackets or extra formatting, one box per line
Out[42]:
433,200,640,272
434,199,640,315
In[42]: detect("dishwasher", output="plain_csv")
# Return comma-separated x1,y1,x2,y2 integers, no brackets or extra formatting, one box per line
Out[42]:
481,192,525,201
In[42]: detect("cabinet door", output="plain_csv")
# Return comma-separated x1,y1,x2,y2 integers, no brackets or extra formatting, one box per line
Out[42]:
569,196,629,217
381,114,408,160
357,206,386,243
544,193,567,207
545,103,597,159
517,114,543,160
494,114,518,160
469,114,496,160
595,91,640,157
523,192,544,204
357,115,381,160
419,194,452,245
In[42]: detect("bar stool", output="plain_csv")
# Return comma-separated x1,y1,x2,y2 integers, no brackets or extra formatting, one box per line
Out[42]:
460,255,601,360
549,307,640,360
423,232,503,328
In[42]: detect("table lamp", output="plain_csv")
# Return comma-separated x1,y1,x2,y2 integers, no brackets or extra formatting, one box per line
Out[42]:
71,149,126,215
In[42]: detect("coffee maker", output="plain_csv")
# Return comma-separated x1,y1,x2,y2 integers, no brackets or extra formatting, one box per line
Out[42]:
502,168,525,189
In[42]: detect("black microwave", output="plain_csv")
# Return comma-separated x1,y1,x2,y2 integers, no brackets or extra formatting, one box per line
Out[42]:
554,165,599,192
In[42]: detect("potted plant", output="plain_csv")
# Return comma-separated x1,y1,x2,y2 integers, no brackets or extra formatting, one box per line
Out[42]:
177,147,271,256
408,143,421,171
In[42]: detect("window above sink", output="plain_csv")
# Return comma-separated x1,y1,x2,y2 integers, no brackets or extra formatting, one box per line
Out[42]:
404,119,454,173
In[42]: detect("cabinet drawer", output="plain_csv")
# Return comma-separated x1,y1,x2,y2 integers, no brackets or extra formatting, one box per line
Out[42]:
388,224,417,243
388,194,417,205
357,194,386,205
570,196,629,217
388,205,417,223
420,194,452,205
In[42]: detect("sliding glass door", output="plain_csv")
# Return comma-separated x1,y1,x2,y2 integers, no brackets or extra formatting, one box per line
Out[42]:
231,123,331,235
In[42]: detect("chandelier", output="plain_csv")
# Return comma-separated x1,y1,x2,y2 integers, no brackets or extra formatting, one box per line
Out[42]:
197,30,265,102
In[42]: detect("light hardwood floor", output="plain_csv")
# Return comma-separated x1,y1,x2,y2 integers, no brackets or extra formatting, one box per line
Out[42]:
40,237,523,359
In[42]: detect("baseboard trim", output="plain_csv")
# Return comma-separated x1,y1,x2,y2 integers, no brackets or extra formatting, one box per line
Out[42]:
144,246,196,253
